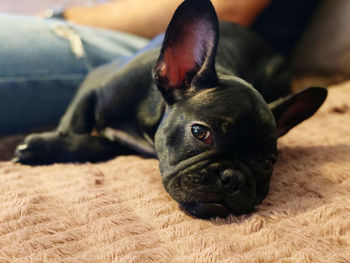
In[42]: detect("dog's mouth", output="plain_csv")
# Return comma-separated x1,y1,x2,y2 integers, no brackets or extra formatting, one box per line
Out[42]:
161,154,259,219
180,201,231,219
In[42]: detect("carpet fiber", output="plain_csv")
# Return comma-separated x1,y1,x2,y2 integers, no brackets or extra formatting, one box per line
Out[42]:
0,82,350,262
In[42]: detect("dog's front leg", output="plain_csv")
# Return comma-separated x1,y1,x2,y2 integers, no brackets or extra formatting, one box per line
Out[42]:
13,86,127,164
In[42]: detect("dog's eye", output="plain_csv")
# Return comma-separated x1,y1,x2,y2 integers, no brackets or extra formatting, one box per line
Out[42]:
191,124,212,144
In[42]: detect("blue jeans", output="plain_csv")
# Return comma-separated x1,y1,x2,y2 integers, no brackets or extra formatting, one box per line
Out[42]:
0,15,149,135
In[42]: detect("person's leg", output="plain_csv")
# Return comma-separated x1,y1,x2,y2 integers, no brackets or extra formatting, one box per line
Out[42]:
0,15,149,135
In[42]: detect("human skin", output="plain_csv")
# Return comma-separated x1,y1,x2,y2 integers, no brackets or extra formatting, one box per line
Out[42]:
63,0,271,38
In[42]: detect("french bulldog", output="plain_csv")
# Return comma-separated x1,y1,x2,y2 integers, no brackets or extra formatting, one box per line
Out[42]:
14,0,327,219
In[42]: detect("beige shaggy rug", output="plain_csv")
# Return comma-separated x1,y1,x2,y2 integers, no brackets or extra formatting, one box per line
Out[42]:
0,82,350,263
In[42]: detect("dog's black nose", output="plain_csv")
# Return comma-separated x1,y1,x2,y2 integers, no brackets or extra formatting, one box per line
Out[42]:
219,169,245,188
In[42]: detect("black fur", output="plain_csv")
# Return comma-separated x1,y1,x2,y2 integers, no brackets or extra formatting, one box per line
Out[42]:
15,0,327,219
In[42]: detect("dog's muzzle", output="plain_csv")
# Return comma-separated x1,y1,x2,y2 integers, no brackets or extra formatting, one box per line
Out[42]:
164,162,257,219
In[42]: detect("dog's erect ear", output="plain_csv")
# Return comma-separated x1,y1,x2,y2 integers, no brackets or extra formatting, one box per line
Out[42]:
153,0,219,104
269,87,327,137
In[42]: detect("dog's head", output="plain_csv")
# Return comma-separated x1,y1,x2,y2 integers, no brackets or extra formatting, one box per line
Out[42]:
153,0,327,219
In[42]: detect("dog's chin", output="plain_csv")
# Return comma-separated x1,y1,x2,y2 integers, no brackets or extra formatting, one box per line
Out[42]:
180,202,231,219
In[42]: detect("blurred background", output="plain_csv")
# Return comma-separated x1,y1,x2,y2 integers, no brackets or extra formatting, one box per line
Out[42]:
0,0,100,15
1,0,349,89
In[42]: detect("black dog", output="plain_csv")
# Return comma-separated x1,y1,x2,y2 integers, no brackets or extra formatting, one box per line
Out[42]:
14,0,327,219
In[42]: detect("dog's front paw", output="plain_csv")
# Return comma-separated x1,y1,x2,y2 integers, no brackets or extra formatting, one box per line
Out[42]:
13,132,60,165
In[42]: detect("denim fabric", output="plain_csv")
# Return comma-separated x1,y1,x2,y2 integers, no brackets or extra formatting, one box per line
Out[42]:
0,15,149,135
